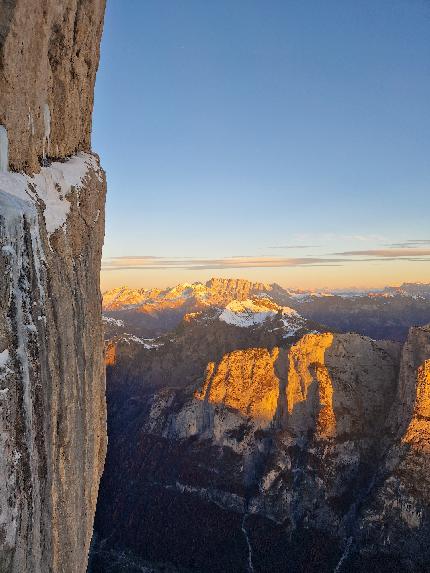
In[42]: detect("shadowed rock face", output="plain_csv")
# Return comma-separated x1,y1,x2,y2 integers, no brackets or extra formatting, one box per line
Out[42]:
92,327,430,572
354,326,430,570
0,1,106,572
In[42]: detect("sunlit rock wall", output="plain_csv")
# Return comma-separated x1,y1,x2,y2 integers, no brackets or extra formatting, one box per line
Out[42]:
0,1,106,571
0,0,105,173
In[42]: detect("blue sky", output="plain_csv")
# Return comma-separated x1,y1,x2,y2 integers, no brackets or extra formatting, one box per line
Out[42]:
93,0,430,290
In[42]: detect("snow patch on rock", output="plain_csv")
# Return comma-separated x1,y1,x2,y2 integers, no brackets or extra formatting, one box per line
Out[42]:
0,349,10,369
0,152,102,236
120,334,164,349
219,299,300,328
102,316,125,328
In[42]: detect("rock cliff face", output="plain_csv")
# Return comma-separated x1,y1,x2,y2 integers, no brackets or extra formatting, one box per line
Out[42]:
0,0,106,173
354,325,430,570
93,322,430,572
0,1,106,572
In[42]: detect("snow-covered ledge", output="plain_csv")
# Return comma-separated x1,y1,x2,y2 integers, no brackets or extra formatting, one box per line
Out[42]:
0,153,103,237
0,152,106,572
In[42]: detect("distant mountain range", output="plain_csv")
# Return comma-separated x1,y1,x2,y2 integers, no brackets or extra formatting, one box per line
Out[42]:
102,278,430,342
103,280,430,312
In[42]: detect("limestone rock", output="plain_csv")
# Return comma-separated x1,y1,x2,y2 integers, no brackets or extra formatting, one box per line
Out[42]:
94,328,420,571
195,348,282,425
0,0,106,173
354,326,430,570
0,154,107,572
0,1,107,571
102,278,430,342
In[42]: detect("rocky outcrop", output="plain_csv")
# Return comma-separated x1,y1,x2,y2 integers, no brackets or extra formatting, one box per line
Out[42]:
103,304,325,408
0,0,106,173
195,348,282,426
354,325,430,570
202,278,276,306
0,1,106,572
94,330,419,572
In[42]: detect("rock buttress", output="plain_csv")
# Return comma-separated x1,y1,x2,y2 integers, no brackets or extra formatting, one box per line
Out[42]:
0,0,106,173
0,1,107,571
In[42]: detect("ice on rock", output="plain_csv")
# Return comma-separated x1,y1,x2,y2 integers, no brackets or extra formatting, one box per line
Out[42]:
0,349,10,377
0,348,9,367
0,125,8,173
28,108,35,136
43,103,51,158
0,154,103,540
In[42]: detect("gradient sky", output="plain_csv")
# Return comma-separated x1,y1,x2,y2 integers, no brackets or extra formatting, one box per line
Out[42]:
93,0,430,291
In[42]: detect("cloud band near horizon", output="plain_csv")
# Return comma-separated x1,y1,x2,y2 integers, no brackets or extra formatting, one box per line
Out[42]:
102,248,430,272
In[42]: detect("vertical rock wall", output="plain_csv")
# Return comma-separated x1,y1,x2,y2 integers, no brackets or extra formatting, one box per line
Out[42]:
0,1,107,571
0,0,106,173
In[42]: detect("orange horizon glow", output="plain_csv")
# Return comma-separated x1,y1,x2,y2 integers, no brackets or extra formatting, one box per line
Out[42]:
100,259,430,293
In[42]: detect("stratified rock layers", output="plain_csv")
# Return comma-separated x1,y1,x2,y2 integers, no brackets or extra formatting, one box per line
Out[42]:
0,1,106,571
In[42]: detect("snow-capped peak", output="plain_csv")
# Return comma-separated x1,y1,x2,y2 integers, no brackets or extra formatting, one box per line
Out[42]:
218,298,299,328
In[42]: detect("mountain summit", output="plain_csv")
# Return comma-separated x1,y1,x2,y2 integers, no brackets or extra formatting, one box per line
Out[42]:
102,278,430,342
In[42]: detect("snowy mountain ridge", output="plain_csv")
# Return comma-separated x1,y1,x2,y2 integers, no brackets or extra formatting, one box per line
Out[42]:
103,278,430,312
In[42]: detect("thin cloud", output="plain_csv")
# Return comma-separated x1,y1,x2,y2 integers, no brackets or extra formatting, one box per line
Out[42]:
101,255,351,271
102,250,430,273
268,245,319,249
293,232,388,244
334,249,430,257
110,255,165,260
387,240,430,248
